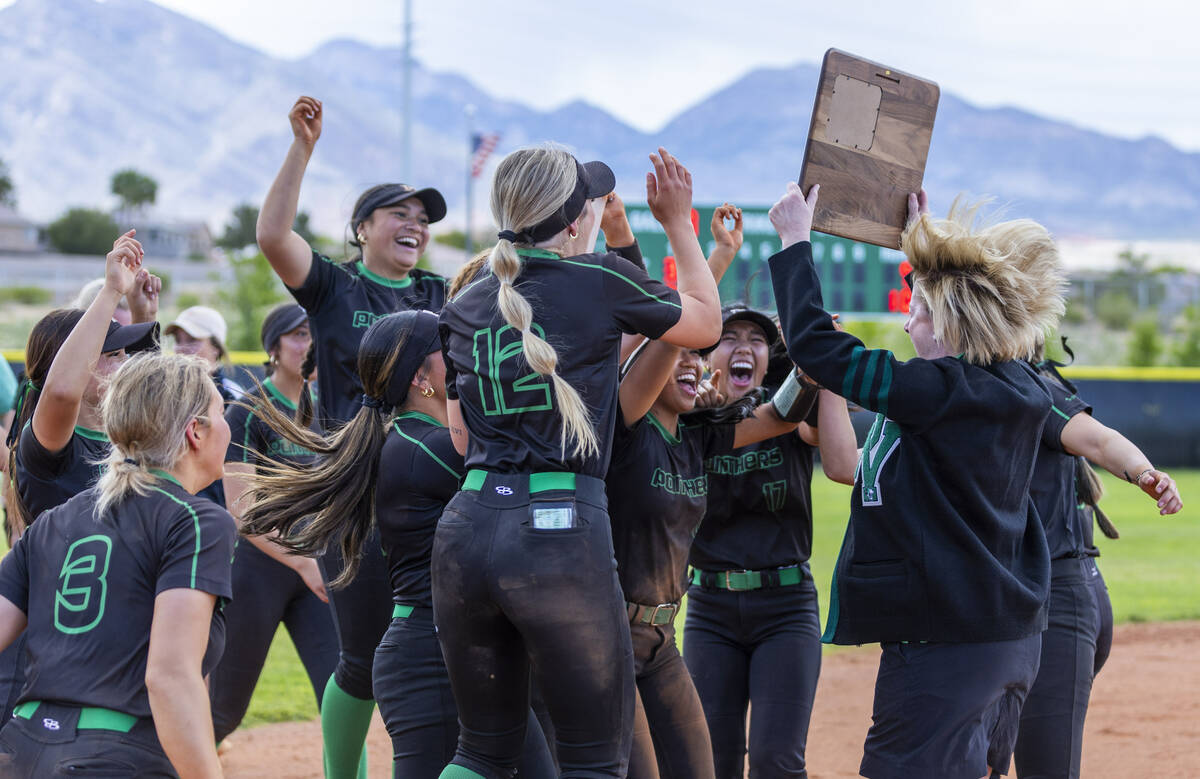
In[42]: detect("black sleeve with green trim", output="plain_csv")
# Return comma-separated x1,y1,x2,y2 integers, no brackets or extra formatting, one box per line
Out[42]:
602,252,683,339
223,401,257,465
768,241,960,427
1041,377,1091,453
607,239,645,270
0,530,31,613
438,319,459,401
286,250,346,314
155,495,236,600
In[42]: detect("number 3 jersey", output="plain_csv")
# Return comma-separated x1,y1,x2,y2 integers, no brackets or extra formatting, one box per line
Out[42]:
0,475,237,717
439,248,682,478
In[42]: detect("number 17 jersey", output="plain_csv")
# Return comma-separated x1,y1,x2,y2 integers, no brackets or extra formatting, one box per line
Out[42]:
439,249,682,478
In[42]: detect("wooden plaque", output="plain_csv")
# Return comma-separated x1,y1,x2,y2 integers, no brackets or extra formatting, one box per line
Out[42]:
799,49,939,248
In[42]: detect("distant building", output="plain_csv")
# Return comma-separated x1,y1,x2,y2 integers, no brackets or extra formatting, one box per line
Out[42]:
125,219,214,261
0,206,42,253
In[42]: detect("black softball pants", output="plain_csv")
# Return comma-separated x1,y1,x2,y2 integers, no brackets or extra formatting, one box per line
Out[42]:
319,525,394,699
0,702,176,777
209,541,339,741
683,569,822,779
1013,557,1114,779
628,621,714,779
372,607,556,778
431,472,635,779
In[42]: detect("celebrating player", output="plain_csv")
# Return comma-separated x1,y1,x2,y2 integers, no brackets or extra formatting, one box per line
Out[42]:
208,304,338,746
256,94,449,778
239,311,554,776
1013,356,1182,779
432,146,721,777
0,352,236,776
768,185,1066,779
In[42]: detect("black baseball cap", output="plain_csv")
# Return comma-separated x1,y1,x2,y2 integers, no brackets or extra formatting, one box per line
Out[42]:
260,303,308,354
102,320,159,354
702,304,780,355
507,158,616,245
353,183,447,229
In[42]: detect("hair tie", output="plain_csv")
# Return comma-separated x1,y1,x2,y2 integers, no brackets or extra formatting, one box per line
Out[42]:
124,458,139,466
360,394,384,409
497,229,530,244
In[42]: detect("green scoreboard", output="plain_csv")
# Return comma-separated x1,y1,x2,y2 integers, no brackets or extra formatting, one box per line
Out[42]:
612,204,912,315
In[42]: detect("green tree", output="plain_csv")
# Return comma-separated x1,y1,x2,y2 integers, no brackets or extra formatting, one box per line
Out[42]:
217,252,288,351
46,208,121,255
1172,306,1200,367
1127,316,1163,367
110,168,158,212
1095,290,1136,331
0,158,15,208
218,203,314,251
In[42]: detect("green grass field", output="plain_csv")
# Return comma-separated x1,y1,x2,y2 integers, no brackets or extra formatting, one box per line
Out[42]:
242,469,1198,728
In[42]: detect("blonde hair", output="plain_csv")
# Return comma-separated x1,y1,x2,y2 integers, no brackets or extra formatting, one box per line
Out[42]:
449,248,493,299
488,147,598,459
902,198,1066,365
93,353,215,518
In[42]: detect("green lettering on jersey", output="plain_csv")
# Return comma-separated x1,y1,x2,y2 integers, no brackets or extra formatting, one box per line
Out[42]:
859,414,901,506
650,467,708,497
472,325,554,416
352,310,383,329
762,479,788,513
54,534,113,635
704,447,783,476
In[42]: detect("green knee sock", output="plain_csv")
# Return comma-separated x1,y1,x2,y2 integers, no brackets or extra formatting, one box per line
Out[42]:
320,675,372,779
439,765,487,779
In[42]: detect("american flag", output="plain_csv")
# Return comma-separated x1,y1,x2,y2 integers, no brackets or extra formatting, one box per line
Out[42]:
470,132,501,178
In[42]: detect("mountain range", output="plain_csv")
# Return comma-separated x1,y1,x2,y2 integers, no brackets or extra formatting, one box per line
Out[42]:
2,0,1199,239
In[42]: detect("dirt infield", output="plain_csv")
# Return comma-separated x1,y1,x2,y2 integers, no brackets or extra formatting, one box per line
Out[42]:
219,620,1200,778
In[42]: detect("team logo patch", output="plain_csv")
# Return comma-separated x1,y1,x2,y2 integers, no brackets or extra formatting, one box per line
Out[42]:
495,486,514,495
42,718,60,731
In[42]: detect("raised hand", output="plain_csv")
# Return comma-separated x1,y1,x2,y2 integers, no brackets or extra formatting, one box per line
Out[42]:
289,96,323,149
769,182,819,250
711,203,744,253
599,192,635,247
696,368,726,409
907,189,930,226
127,268,162,324
646,147,694,228
105,230,143,298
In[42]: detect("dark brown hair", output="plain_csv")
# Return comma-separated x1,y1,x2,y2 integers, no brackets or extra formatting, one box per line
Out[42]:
5,309,87,538
239,312,431,587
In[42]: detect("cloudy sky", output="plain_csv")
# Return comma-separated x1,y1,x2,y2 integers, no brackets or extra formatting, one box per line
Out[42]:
7,0,1199,152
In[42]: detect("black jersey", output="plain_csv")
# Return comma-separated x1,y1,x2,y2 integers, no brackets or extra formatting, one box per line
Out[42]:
607,413,735,606
0,474,236,718
1030,376,1093,560
770,242,1051,645
224,378,318,469
14,423,109,523
690,419,817,573
288,251,447,429
440,248,682,478
377,412,464,607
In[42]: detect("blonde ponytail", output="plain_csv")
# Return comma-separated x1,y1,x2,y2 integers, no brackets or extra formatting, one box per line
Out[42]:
489,147,599,460
94,353,214,518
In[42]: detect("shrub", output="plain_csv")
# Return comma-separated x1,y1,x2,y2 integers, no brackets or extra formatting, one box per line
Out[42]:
1127,316,1163,367
1095,290,1136,331
46,209,121,255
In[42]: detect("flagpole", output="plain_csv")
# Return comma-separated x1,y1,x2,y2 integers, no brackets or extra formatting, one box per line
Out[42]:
465,105,477,260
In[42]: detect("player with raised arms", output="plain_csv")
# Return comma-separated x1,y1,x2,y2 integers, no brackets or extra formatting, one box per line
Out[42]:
0,351,237,776
768,183,1065,779
433,146,721,777
256,95,449,779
